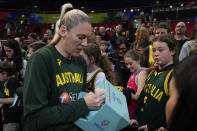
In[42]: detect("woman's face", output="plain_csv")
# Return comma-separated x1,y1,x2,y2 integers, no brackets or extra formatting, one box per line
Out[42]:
100,44,107,52
28,36,35,44
117,43,127,56
166,77,179,125
4,46,14,59
61,22,92,58
124,57,140,73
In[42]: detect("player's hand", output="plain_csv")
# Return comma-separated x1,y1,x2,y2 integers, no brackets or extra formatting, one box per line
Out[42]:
84,88,105,110
158,127,167,131
130,119,139,125
138,124,148,131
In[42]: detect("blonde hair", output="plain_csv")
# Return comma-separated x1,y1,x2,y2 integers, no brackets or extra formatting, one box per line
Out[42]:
50,3,90,45
134,26,150,46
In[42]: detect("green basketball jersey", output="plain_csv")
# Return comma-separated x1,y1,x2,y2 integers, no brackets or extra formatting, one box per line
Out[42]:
138,64,174,130
24,45,88,131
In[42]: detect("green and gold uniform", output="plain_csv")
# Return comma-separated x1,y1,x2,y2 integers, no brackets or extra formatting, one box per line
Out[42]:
133,64,174,130
86,69,103,92
23,45,88,131
0,78,21,124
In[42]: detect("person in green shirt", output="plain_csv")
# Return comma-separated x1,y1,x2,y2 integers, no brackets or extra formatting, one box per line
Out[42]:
131,35,178,131
0,61,22,131
23,3,105,131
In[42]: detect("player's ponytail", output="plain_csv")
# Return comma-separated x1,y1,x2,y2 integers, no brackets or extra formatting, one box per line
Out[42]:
83,43,117,85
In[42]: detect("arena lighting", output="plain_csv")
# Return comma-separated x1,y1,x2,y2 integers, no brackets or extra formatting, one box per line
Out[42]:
34,5,38,9
140,11,144,15
123,9,126,12
130,9,134,12
91,10,94,13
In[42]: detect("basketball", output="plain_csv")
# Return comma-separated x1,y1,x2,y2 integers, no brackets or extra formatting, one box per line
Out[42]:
59,92,70,104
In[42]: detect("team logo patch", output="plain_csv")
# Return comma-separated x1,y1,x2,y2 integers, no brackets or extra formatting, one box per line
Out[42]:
57,58,61,66
59,92,70,103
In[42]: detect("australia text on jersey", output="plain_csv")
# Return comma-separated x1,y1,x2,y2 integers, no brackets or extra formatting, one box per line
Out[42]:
56,72,83,87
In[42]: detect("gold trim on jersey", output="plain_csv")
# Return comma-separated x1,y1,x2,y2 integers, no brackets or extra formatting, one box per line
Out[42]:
164,69,174,96
154,71,163,76
147,70,153,81
87,69,103,87
85,69,103,92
